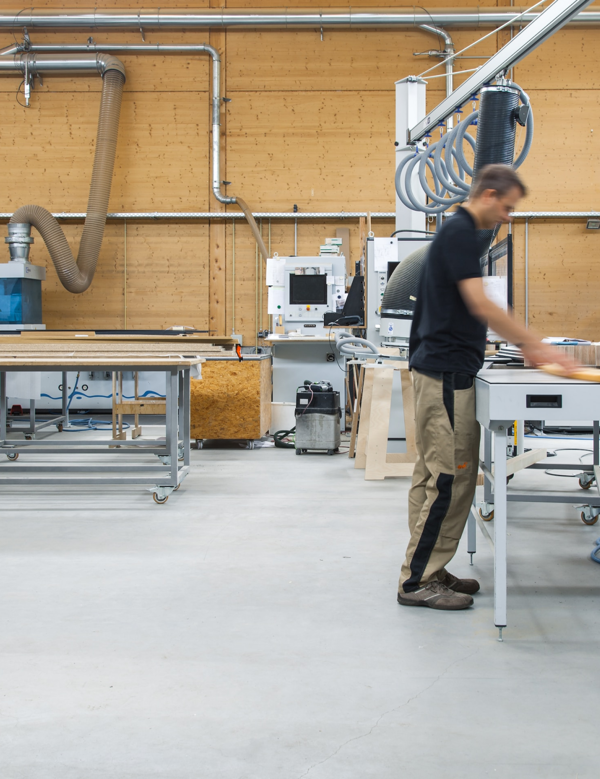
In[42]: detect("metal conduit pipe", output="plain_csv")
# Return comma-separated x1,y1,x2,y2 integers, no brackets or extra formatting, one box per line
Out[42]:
2,8,600,29
2,211,598,220
0,42,269,259
3,53,125,293
417,24,455,129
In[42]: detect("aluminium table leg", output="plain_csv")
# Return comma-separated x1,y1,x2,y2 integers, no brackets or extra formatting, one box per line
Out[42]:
594,421,599,467
167,369,178,486
493,426,508,641
62,371,69,428
182,368,191,468
467,497,477,565
0,371,6,444
484,428,493,504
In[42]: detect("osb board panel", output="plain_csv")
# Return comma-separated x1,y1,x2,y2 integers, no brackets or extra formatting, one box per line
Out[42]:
124,222,210,331
511,220,600,341
190,358,270,439
0,91,210,212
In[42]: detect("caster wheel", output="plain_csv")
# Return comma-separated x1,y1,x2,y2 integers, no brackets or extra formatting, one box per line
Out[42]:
25,435,32,441
173,484,180,492
479,508,494,521
579,476,594,490
327,449,334,456
196,440,203,450
57,423,63,433
507,474,514,484
581,511,599,525
6,452,18,461
295,448,302,455
153,493,169,504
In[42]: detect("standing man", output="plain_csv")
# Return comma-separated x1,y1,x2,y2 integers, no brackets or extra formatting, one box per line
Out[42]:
397,164,575,611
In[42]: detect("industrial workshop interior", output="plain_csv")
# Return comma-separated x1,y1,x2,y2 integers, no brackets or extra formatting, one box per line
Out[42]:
3,0,600,776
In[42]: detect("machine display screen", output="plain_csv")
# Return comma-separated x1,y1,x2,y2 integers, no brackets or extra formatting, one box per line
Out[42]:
289,274,328,305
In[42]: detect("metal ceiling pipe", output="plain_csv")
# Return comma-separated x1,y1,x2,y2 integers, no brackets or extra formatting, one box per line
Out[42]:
0,51,125,77
418,24,455,129
1,8,600,29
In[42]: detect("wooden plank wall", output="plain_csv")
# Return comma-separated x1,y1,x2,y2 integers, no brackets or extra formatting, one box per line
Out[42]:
0,2,599,341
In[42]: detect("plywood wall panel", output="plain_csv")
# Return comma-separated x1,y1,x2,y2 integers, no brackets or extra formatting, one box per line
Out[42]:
513,220,600,340
226,29,485,92
226,90,399,211
124,222,210,330
0,3,597,342
35,223,126,330
511,89,600,211
0,90,210,212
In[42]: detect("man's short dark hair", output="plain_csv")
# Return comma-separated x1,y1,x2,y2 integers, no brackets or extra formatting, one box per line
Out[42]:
470,164,527,199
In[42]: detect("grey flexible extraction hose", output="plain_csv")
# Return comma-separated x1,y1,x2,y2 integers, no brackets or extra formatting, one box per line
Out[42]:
10,66,125,293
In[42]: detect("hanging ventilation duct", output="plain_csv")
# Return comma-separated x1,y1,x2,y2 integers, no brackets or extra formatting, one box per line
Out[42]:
8,54,125,293
380,245,430,321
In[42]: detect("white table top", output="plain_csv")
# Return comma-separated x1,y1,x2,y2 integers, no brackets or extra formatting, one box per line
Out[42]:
476,369,591,386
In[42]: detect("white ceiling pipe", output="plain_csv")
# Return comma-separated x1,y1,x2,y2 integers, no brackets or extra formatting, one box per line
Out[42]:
1,8,600,29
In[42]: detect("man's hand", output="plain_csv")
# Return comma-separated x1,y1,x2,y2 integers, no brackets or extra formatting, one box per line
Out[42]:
458,278,581,375
520,341,578,373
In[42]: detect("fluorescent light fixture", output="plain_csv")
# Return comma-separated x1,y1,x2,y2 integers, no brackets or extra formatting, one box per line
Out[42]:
586,219,600,229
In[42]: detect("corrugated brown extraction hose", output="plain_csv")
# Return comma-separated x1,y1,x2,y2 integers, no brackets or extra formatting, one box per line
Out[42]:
236,196,268,261
10,68,125,293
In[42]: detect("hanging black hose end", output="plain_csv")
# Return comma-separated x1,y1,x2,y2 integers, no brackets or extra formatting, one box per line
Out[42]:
514,104,530,127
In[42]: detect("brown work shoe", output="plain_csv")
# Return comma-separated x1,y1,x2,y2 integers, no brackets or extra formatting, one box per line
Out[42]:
441,571,480,595
397,581,473,610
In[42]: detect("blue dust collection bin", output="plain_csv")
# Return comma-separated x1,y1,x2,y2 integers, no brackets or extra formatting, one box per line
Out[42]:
0,278,43,324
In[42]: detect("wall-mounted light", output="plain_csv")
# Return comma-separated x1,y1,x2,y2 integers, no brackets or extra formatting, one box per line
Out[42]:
586,219,600,229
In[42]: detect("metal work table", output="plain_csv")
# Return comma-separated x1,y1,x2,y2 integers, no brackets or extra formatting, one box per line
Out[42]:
472,369,600,639
0,356,203,504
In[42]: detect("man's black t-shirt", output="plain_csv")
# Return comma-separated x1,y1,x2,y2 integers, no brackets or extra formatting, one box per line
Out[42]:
409,206,486,376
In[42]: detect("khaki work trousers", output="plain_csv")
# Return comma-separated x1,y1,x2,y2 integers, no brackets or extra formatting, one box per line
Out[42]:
399,369,480,593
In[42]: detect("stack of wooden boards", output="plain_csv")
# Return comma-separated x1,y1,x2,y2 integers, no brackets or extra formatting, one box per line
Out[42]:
0,332,272,442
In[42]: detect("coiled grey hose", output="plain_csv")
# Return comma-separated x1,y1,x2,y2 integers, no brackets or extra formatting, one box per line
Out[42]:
10,67,125,293
334,331,380,357
395,81,533,215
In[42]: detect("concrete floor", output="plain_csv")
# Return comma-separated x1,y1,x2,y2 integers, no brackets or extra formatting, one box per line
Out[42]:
0,434,599,778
